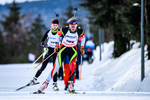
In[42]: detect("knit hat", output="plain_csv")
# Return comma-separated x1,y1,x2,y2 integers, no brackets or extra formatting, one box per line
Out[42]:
52,19,59,24
67,17,77,24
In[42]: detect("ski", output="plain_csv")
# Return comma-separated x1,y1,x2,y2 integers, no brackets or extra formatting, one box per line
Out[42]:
31,90,45,94
14,82,40,92
65,91,86,94
30,91,85,94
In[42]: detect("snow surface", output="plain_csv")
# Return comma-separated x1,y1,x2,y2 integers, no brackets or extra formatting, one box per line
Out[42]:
0,41,150,100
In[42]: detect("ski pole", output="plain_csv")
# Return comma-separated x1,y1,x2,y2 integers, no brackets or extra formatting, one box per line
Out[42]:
79,55,83,80
34,52,55,69
25,52,45,72
33,52,45,64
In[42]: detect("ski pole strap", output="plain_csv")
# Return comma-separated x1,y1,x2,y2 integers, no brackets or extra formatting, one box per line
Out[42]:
34,52,55,69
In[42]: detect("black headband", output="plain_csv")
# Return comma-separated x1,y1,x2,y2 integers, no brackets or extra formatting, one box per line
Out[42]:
52,19,59,24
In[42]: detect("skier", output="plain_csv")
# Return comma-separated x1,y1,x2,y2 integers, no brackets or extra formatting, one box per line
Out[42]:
28,19,60,91
34,17,86,94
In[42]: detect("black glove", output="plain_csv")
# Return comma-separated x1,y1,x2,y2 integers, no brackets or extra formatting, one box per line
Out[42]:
41,42,45,48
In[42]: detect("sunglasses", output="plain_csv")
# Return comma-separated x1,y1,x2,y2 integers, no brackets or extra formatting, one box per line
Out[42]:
69,23,77,28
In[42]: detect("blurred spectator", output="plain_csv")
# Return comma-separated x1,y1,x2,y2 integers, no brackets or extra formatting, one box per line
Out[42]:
28,53,36,63
85,37,95,64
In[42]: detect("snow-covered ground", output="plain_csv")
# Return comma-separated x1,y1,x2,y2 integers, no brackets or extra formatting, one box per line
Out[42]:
0,41,150,100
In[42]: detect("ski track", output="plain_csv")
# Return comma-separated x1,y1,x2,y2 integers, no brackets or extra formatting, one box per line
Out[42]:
0,91,150,100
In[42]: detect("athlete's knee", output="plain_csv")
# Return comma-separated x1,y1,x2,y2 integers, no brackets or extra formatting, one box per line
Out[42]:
39,65,46,72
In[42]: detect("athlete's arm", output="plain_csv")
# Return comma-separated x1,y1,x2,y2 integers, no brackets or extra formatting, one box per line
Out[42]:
41,30,50,42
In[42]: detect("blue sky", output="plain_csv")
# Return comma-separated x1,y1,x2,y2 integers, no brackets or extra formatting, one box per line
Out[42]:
0,0,41,5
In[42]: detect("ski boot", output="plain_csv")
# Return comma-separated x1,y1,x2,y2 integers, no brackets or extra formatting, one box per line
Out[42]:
28,77,37,85
64,86,68,91
32,90,45,94
68,81,75,93
32,81,48,94
52,82,59,91
38,81,49,92
64,82,69,90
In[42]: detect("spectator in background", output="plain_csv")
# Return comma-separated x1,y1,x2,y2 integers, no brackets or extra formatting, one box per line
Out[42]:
28,53,36,63
85,37,95,64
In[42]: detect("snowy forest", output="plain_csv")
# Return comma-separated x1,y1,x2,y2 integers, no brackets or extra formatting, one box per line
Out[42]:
0,0,150,64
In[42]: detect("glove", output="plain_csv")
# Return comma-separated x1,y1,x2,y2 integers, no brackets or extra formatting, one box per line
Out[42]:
43,48,49,53
41,42,45,48
54,44,59,53
80,46,85,56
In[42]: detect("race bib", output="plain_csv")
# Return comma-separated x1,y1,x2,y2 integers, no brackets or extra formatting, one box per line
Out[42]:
47,31,60,48
62,31,78,47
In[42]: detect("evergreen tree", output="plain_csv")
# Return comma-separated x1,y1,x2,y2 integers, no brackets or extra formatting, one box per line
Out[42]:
26,14,47,61
60,0,83,28
0,1,27,63
115,0,150,59
0,28,6,64
60,5,74,27
144,0,150,59
80,0,135,58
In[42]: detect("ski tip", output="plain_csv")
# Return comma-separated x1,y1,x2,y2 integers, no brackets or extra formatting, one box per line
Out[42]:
13,89,20,92
25,70,27,72
79,78,82,80
34,67,36,69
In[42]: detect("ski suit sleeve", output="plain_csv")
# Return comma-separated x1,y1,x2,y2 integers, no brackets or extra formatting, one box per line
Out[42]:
81,37,85,47
78,29,86,46
57,28,64,36
57,29,61,45
57,27,68,36
40,30,50,42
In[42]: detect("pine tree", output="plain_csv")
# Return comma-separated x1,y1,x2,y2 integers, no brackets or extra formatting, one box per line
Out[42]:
59,0,75,27
80,0,130,58
0,28,6,64
144,0,150,59
60,5,74,27
26,14,47,59
116,0,150,59
0,1,27,63
60,0,83,28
